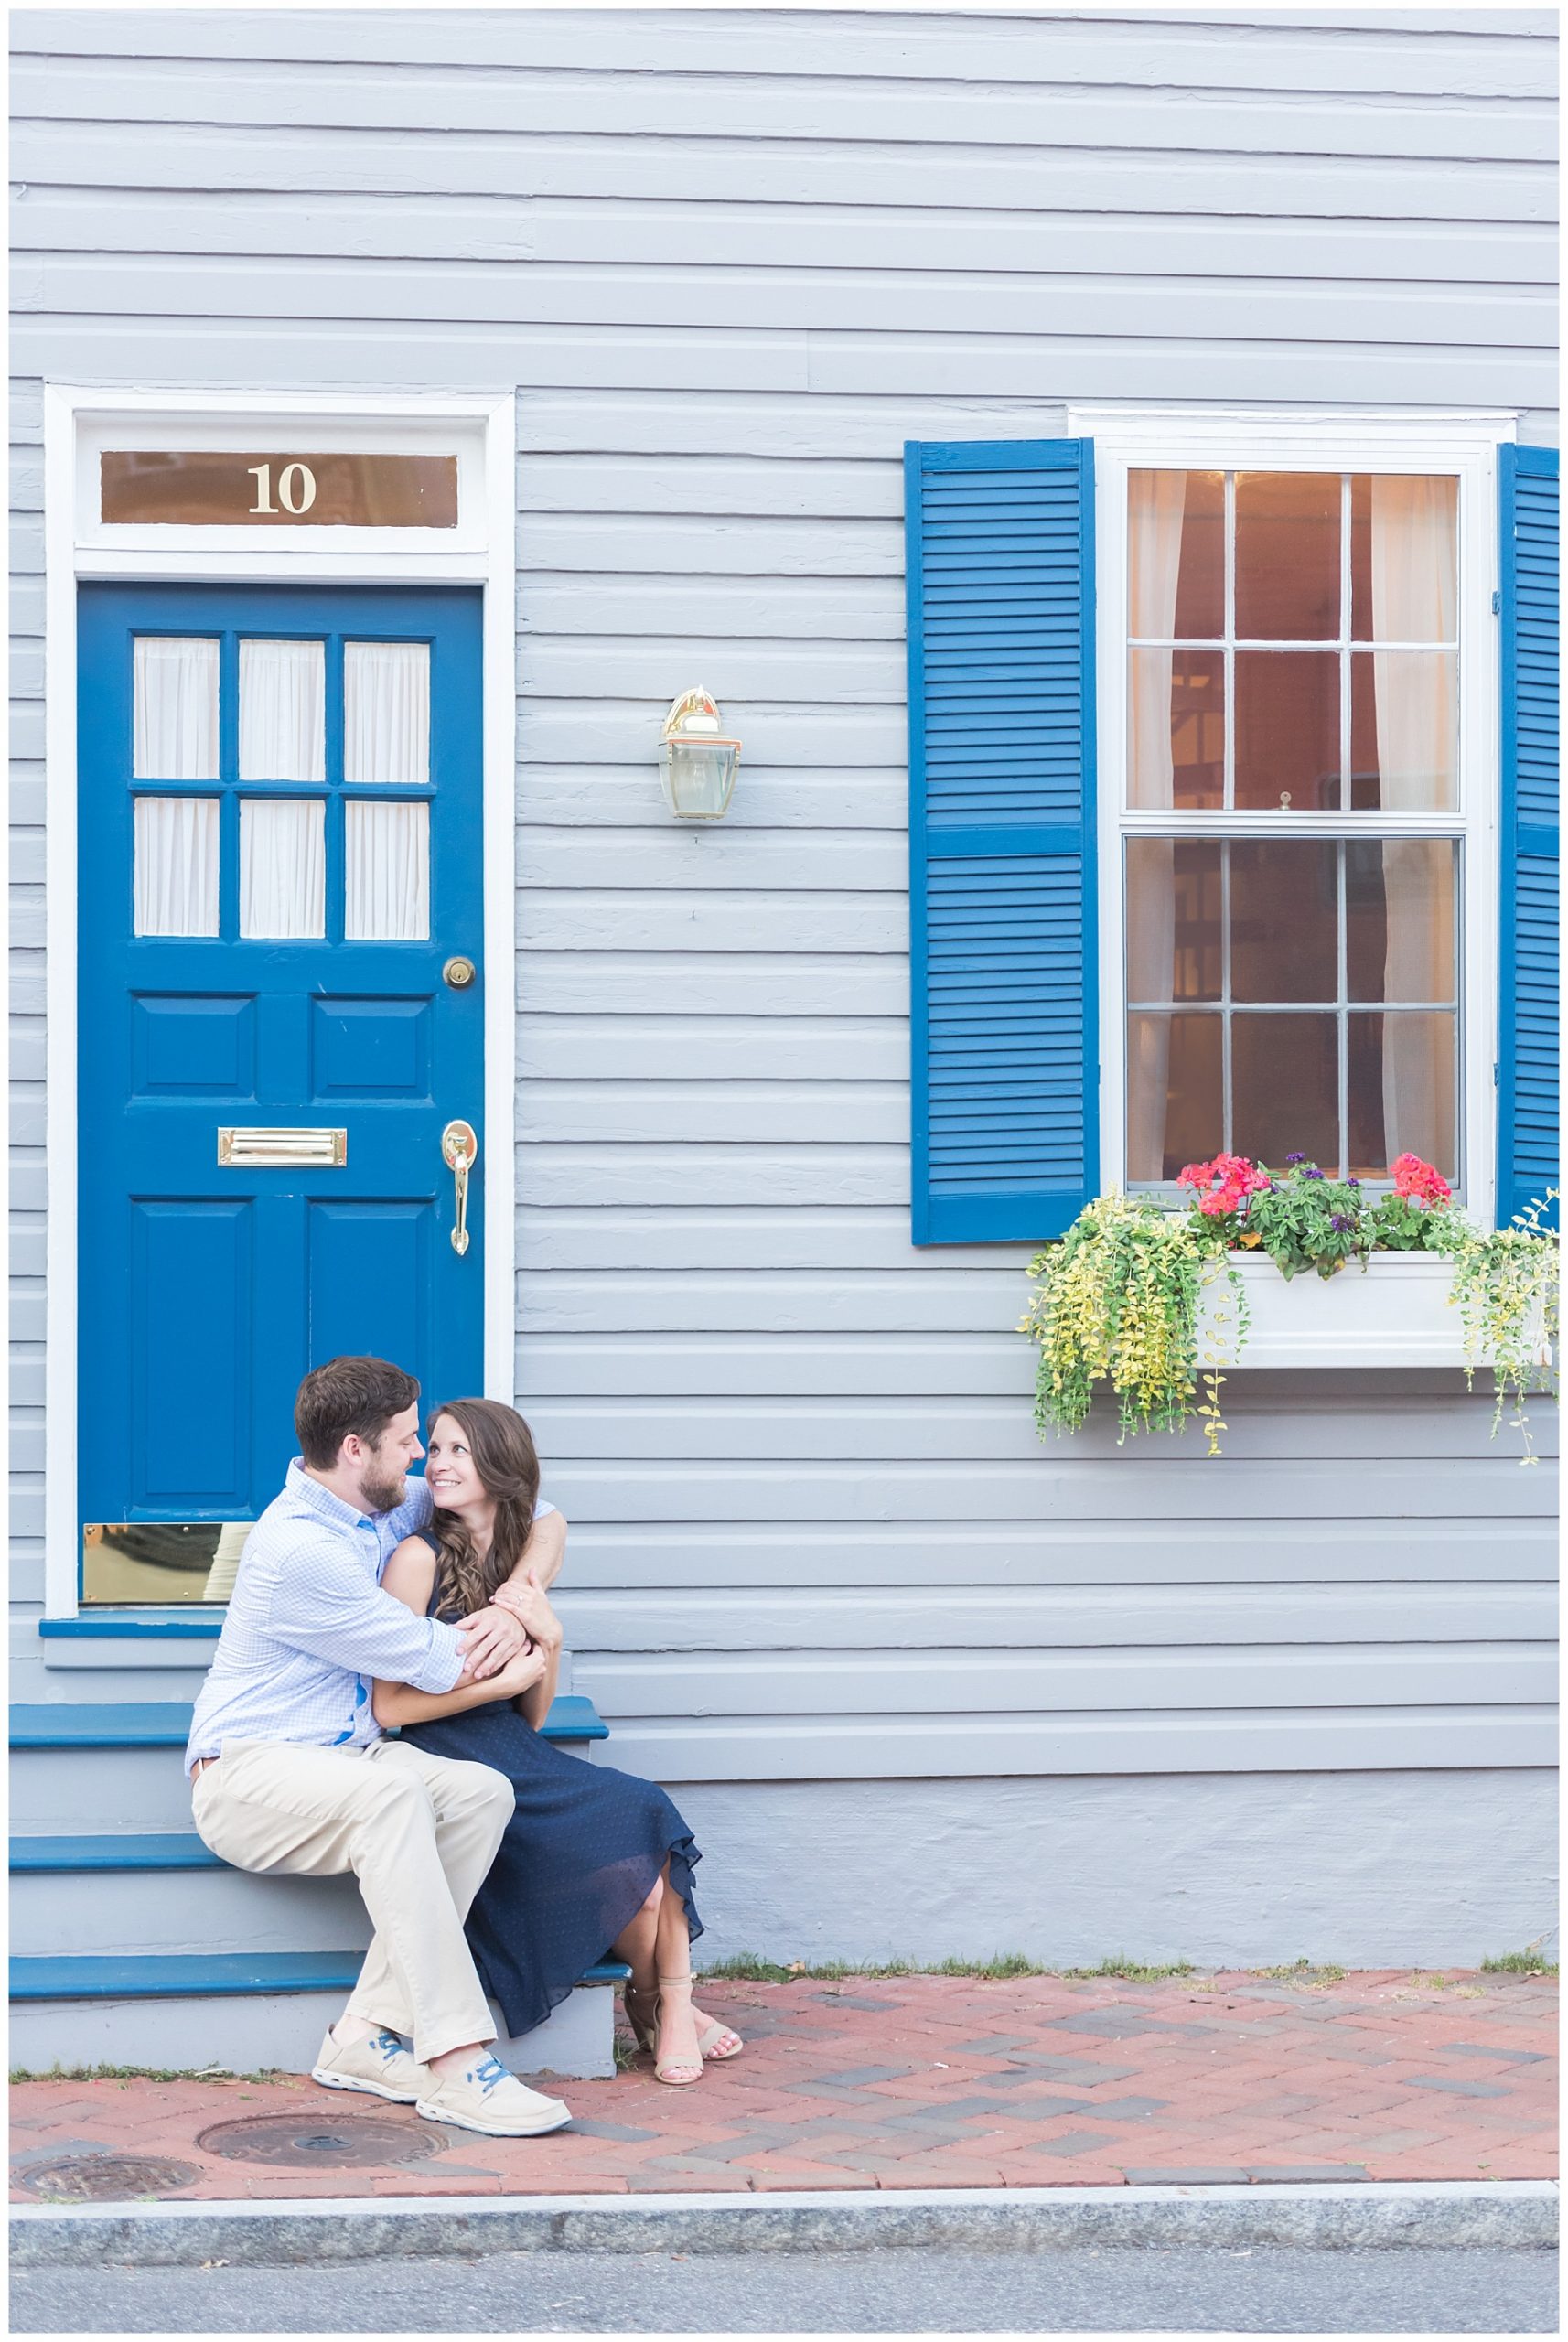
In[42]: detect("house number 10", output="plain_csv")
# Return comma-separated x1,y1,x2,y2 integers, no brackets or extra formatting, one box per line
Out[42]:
247,461,317,516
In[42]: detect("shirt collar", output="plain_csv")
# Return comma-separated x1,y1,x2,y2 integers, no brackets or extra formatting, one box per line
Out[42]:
285,1457,381,1532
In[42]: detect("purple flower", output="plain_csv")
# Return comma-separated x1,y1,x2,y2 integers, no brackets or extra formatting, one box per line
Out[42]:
1304,1167,1325,1181
1347,1177,1361,1187
1285,1152,1305,1165
1330,1213,1351,1232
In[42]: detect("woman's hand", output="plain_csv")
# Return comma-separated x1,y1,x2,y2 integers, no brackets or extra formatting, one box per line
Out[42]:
494,1567,563,1651
486,1640,550,1701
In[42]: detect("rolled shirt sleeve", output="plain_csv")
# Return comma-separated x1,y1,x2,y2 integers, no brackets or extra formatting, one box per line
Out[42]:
266,1533,466,1694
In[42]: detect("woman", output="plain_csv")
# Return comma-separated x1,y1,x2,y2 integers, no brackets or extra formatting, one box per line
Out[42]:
374,1398,741,2086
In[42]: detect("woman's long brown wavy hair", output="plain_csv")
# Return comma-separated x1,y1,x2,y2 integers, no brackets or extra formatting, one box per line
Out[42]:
426,1398,540,1619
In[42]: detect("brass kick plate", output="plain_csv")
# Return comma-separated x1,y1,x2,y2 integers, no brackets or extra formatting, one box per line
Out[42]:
218,1127,348,1167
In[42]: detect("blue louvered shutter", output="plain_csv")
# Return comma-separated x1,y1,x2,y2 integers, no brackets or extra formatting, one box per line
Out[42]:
905,439,1098,1245
1498,446,1559,1230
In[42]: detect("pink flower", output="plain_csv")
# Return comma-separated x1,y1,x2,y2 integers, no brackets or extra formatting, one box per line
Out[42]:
1390,1153,1452,1206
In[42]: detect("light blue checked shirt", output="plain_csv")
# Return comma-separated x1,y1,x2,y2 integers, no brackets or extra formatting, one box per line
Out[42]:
185,1461,555,1775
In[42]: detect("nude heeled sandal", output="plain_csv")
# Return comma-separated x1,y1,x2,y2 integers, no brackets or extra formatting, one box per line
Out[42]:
644,1974,703,2087
626,1981,744,2065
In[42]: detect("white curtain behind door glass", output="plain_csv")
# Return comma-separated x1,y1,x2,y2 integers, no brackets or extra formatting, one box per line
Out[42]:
1369,477,1459,1166
346,801,429,940
345,642,430,784
241,799,325,938
1125,472,1185,1178
134,638,220,779
239,639,326,781
134,796,220,935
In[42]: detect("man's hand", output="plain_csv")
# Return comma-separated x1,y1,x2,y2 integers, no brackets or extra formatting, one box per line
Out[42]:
456,1602,529,1679
494,1568,563,1650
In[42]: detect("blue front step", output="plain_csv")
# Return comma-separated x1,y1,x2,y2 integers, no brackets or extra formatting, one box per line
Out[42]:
13,1833,224,1872
10,1952,631,2002
10,1694,608,1747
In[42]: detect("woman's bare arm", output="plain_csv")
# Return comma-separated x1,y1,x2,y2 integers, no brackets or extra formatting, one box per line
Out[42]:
372,1537,545,1726
503,1505,566,1594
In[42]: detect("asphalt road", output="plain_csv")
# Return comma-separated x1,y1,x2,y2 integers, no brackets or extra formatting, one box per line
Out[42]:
9,2243,1558,2333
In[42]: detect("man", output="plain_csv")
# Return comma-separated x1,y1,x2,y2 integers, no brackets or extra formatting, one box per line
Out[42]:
187,1355,570,2138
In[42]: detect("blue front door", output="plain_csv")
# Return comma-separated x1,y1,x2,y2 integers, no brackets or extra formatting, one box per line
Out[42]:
78,583,486,1551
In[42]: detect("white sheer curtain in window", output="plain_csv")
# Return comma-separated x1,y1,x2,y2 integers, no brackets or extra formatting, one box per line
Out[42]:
346,801,429,940
345,642,430,784
1125,472,1186,1177
134,638,220,779
1369,477,1459,1166
241,799,326,938
239,639,326,781
134,797,220,936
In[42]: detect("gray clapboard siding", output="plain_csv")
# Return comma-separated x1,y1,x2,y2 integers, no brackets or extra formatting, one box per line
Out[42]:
13,9,1556,100
7,11,1557,1840
532,1520,1557,1587
553,1583,1557,1650
15,187,1555,288
570,1707,1555,1784
16,254,1555,354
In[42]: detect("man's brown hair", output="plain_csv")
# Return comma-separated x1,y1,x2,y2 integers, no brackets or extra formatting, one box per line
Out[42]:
295,1356,421,1469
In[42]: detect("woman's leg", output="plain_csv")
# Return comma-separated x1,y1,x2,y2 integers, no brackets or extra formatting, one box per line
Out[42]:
609,1875,662,1999
649,1859,703,2079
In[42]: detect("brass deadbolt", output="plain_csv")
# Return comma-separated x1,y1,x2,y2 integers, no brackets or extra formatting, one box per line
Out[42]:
443,956,477,989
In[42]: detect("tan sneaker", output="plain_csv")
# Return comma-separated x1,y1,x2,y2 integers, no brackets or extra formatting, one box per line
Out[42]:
415,2052,572,2137
311,2025,429,2105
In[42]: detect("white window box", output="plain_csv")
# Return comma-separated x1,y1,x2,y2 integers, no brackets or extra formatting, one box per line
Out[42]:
1196,1251,1529,1371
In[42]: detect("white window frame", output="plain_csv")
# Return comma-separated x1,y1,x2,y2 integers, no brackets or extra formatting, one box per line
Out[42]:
40,385,518,1622
1069,406,1516,1229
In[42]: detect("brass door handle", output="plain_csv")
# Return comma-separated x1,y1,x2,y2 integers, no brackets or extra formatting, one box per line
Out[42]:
442,1121,478,1256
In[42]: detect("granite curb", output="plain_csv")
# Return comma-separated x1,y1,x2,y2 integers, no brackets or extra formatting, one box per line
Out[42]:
10,2181,1558,2267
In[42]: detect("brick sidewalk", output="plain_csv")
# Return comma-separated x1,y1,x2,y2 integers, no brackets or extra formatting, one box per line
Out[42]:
11,1969,1556,2201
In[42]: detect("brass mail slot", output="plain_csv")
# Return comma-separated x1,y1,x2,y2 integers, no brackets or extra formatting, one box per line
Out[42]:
218,1126,348,1167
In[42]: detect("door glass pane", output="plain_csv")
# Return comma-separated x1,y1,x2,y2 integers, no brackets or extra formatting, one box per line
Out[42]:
1129,469,1223,639
1348,1012,1457,1179
239,639,326,781
134,796,219,936
1235,473,1340,640
241,799,325,938
1233,1012,1338,1168
1349,651,1457,811
1127,1011,1221,1182
134,637,219,779
345,800,430,940
1230,840,1337,1002
1126,839,1221,1003
345,641,431,784
1234,650,1340,810
1349,475,1457,644
1129,649,1224,809
1346,839,1456,1004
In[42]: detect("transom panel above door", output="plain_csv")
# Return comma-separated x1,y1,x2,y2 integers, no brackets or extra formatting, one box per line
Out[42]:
78,583,485,1600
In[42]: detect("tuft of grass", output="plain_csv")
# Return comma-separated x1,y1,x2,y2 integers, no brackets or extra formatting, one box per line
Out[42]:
1480,1945,1560,1977
1254,1959,1348,1985
11,2063,284,2083
1061,1955,1196,1983
696,1951,1200,1986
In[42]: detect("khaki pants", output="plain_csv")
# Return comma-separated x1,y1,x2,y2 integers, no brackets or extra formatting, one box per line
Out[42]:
192,1737,513,2065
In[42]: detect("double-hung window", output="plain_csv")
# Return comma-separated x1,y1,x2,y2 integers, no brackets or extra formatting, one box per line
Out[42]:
1118,461,1465,1194
904,417,1558,1252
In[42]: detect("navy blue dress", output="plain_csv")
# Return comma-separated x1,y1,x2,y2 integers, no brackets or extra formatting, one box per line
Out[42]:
399,1540,703,2039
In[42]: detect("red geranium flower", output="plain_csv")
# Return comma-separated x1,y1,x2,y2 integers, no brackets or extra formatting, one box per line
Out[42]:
1390,1153,1453,1206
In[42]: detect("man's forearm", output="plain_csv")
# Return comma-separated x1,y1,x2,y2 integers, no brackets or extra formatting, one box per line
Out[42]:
508,1506,566,1591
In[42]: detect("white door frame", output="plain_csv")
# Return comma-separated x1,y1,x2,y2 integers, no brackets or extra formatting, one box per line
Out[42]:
41,386,518,1617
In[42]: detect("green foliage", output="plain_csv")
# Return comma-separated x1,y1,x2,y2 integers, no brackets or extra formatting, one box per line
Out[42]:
1246,1160,1369,1280
1060,1955,1196,1982
1254,1959,1348,1984
1429,1195,1560,1462
1479,1945,1559,1976
1019,1169,1557,1457
1019,1192,1242,1453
